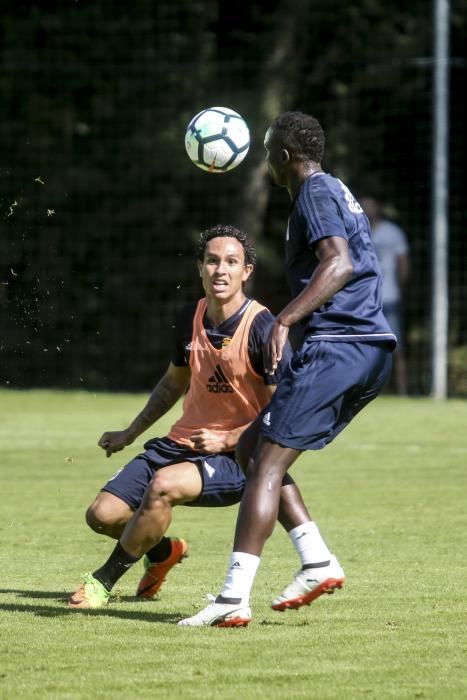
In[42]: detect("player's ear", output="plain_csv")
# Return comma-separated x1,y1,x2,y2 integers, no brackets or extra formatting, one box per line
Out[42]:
243,264,254,281
281,148,290,163
197,261,203,277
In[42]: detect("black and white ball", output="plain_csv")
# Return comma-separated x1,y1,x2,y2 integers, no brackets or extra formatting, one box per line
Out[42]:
185,106,250,173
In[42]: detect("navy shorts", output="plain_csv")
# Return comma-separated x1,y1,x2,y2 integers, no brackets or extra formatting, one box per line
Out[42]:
260,340,392,451
102,437,246,509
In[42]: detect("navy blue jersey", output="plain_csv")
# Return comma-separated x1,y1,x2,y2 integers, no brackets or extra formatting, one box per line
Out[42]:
172,298,291,384
287,172,396,345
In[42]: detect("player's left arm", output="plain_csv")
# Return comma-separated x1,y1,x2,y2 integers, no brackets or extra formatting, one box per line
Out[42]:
266,236,353,372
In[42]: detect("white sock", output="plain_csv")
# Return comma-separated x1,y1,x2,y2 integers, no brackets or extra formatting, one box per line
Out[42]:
219,551,260,605
288,521,332,567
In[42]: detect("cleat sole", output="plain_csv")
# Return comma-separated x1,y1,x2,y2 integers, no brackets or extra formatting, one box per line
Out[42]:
272,577,344,612
214,617,251,628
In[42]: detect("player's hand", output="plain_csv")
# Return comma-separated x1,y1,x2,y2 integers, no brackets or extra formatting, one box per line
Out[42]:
98,430,134,458
189,429,228,454
265,320,289,375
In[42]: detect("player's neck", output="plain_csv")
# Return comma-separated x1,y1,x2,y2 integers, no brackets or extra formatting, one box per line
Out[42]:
288,162,322,199
205,293,247,327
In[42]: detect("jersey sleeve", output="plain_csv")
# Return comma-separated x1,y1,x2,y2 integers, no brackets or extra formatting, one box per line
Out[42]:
248,309,293,385
171,302,197,367
298,187,348,247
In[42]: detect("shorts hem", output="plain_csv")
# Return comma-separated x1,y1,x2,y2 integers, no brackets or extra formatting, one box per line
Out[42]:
101,485,138,510
260,430,325,451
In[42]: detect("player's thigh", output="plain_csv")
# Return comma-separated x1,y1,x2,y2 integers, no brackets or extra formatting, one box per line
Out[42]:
148,461,203,506
236,411,266,471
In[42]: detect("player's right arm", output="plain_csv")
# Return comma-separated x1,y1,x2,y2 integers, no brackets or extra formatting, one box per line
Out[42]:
266,236,353,373
98,362,190,457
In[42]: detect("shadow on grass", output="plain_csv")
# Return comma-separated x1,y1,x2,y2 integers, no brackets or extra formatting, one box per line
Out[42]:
0,590,182,623
0,590,290,626
0,601,291,627
0,588,68,601
0,589,166,604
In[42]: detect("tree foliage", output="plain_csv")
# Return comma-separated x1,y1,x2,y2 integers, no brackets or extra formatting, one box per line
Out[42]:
0,1,465,393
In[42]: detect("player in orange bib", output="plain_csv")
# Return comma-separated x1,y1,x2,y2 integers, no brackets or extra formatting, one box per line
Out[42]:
68,224,314,609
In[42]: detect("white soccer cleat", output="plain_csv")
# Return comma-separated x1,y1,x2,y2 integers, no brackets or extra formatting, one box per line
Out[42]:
272,555,345,611
178,600,252,627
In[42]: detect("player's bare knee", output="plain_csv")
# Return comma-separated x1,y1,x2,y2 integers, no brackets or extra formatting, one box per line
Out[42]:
85,497,129,535
248,459,284,486
145,473,177,507
85,503,107,533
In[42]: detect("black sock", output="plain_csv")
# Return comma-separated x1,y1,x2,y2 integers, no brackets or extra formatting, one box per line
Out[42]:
93,542,141,592
145,537,172,563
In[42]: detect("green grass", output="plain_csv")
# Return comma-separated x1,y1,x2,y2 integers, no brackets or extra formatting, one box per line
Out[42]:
0,390,466,700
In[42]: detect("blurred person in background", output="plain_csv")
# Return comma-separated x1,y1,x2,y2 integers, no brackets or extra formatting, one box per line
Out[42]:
361,196,410,396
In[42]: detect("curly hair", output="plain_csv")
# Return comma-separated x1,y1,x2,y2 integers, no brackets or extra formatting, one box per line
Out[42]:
196,224,257,267
270,111,325,163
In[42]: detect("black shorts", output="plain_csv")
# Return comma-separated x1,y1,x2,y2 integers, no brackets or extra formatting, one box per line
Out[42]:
102,437,246,509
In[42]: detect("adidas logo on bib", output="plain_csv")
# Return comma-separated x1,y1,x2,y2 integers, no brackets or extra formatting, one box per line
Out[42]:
207,364,234,393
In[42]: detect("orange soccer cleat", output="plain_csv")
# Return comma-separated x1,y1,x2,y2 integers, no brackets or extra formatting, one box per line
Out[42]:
136,538,188,599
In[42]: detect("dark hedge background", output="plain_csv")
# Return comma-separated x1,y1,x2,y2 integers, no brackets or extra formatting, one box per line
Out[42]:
1,1,466,394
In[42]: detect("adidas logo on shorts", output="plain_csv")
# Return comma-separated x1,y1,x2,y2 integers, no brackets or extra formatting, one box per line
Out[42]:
207,364,234,393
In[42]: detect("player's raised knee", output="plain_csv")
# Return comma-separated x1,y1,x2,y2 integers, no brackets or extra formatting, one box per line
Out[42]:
85,493,131,535
145,472,175,504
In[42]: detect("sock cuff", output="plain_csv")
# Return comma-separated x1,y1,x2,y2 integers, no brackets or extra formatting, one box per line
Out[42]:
287,521,315,540
221,551,261,604
230,551,261,568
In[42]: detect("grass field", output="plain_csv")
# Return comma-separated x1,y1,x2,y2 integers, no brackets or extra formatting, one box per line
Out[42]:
0,389,466,699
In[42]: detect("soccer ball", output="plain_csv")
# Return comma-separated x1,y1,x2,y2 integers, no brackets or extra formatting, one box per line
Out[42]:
185,106,250,173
